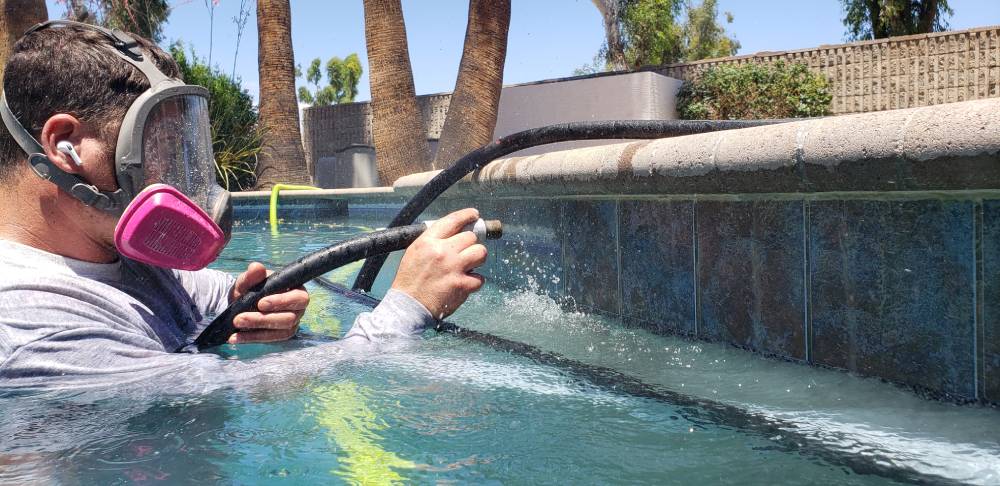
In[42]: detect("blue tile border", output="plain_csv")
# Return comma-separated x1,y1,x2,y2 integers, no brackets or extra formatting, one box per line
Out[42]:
696,200,806,360
559,200,620,316
980,200,1000,402
232,196,995,403
619,200,696,335
809,199,976,399
233,198,348,223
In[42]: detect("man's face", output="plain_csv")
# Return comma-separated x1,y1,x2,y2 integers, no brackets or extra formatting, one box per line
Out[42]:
69,122,122,252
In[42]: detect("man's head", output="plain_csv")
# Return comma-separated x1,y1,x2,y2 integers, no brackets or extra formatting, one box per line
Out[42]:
0,22,231,269
0,23,179,183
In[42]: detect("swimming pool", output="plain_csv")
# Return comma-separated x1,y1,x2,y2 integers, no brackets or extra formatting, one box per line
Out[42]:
1,219,997,484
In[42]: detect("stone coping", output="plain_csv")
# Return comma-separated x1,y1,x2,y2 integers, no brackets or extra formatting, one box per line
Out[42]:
391,98,1000,198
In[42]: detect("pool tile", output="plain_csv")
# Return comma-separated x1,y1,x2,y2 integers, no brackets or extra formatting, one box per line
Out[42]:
416,197,519,288
559,200,620,316
347,204,402,227
423,198,487,220
809,200,975,399
233,203,268,222
619,200,696,335
491,199,564,297
696,201,806,359
981,200,1000,402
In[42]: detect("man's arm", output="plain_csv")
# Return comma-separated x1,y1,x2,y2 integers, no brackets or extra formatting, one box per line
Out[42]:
340,289,436,343
0,288,418,392
0,206,488,391
223,208,489,345
174,267,236,317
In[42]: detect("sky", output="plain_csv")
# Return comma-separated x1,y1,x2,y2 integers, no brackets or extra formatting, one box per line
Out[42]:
43,0,1000,103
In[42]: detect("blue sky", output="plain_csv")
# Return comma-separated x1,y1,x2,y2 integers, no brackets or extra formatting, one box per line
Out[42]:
44,0,1000,103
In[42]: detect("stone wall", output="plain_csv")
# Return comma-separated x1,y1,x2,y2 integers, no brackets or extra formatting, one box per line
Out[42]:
301,94,450,174
659,25,1000,115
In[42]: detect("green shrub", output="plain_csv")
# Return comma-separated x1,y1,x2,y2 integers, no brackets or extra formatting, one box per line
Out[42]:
677,61,832,120
170,43,261,190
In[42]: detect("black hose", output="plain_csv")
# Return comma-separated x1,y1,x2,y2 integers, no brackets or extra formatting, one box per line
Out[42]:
192,224,430,350
352,118,790,292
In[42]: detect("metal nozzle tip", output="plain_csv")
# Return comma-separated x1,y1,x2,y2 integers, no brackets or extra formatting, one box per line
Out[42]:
484,220,503,240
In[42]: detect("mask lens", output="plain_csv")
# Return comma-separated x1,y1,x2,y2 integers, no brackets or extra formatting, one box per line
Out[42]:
141,95,216,210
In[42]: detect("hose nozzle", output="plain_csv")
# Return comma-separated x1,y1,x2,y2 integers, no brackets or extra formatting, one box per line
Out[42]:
483,219,503,240
423,218,503,243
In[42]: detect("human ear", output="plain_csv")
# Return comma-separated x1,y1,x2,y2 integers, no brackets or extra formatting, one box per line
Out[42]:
39,114,85,175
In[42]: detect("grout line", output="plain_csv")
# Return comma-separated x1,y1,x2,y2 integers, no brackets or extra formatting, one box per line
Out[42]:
692,200,701,337
974,200,985,400
558,201,568,304
615,200,624,323
803,200,813,364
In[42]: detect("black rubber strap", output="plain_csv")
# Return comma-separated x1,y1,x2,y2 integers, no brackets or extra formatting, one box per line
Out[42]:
28,154,126,212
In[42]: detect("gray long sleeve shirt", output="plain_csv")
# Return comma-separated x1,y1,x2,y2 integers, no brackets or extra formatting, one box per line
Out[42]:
0,239,435,391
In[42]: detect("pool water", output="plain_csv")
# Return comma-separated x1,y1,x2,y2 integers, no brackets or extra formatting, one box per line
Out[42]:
1,220,998,484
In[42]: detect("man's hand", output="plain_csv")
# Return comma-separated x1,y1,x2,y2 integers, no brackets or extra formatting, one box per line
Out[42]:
392,208,488,320
228,262,310,344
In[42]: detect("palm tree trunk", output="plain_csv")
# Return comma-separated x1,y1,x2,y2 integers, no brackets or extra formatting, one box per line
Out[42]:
255,0,311,189
916,0,940,33
433,0,510,170
592,0,625,70
0,0,48,84
866,0,884,39
363,0,431,184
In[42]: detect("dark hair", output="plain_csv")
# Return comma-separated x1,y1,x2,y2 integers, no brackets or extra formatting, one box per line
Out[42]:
0,24,180,180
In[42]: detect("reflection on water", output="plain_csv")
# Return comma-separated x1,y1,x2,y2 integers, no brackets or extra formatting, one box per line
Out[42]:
309,382,416,483
0,221,995,484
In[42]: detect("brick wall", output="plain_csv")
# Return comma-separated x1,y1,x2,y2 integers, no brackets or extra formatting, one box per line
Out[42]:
659,25,1000,115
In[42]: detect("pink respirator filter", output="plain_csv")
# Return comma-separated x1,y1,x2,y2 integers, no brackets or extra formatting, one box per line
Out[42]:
114,184,225,271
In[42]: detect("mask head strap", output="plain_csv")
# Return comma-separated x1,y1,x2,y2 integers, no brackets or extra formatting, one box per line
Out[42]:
0,91,128,212
22,20,169,87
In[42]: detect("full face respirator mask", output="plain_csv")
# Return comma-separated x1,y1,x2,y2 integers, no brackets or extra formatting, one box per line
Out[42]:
0,20,232,271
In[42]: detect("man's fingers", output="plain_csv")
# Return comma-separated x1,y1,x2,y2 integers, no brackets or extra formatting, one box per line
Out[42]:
446,230,479,251
233,262,268,297
458,243,488,271
233,311,302,330
258,287,310,312
425,208,479,239
462,272,486,292
228,327,298,344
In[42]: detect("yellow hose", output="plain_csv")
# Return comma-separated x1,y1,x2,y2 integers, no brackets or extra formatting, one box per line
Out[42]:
269,184,320,234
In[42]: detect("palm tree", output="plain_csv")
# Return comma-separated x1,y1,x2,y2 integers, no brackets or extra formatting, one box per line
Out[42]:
842,0,952,40
433,0,510,170
592,0,626,71
255,0,311,189
363,0,431,184
0,0,47,83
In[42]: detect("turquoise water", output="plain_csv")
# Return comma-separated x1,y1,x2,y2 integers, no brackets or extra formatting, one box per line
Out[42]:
1,220,998,484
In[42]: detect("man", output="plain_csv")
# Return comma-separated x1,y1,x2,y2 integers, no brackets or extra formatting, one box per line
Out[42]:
0,22,487,389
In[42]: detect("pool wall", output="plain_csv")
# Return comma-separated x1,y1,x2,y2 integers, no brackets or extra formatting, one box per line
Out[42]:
235,98,1000,404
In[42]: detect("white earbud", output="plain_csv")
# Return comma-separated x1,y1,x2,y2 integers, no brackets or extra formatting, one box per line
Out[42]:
56,141,84,167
